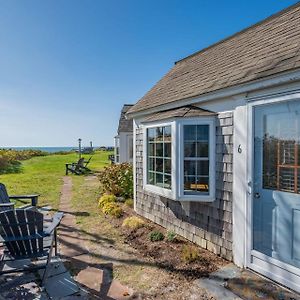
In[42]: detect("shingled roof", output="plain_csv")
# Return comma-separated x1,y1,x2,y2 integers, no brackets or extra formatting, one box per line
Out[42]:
129,2,300,114
118,104,134,134
142,106,216,123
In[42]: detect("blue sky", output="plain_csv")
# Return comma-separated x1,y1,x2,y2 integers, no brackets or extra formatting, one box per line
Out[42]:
0,0,297,147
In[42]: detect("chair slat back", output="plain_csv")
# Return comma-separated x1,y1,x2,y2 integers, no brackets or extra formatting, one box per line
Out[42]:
0,209,44,258
76,158,85,170
0,183,10,204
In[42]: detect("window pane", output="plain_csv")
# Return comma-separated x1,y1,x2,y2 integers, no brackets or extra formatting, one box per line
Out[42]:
197,161,209,176
279,141,295,165
196,176,209,192
164,126,172,142
164,175,172,189
156,173,164,187
184,160,196,176
165,159,171,174
148,128,156,142
164,143,171,158
184,125,196,141
148,158,155,171
183,124,211,195
156,143,163,157
279,168,295,192
156,158,163,173
196,142,209,157
147,125,172,190
155,127,164,142
184,142,196,157
148,171,155,185
197,125,209,141
148,143,155,156
184,176,196,191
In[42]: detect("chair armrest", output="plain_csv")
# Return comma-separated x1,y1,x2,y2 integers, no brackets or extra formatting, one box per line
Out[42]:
0,203,14,207
9,194,39,207
43,212,64,236
9,194,39,200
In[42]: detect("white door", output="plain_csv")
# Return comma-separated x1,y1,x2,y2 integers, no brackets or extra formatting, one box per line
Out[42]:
250,98,300,292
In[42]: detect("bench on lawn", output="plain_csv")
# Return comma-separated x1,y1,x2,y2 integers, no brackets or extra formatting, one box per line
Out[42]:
65,157,92,175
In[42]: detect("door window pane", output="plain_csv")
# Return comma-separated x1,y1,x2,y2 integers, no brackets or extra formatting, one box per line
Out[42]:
147,125,172,189
261,101,300,194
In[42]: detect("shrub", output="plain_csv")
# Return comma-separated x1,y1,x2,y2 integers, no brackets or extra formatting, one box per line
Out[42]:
181,245,199,263
166,231,177,242
102,202,123,218
122,216,145,229
98,194,117,208
98,163,133,198
149,230,164,242
125,198,134,208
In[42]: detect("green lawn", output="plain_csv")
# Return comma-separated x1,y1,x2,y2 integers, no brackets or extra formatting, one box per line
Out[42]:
0,151,112,209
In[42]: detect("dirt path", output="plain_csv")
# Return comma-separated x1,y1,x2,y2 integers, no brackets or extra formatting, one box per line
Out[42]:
58,176,132,299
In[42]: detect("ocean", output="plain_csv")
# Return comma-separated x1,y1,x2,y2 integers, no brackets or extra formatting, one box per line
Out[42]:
3,147,77,153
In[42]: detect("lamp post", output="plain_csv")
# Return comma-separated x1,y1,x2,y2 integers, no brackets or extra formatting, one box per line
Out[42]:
78,138,82,159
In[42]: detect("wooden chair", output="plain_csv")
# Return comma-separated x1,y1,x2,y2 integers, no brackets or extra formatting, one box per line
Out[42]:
0,183,39,212
65,157,91,175
0,209,63,285
108,154,115,164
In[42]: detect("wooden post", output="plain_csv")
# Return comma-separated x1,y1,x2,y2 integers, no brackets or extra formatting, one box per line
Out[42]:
78,138,82,159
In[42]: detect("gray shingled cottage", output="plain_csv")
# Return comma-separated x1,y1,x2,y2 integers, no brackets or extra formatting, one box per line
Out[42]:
126,3,300,292
114,104,134,163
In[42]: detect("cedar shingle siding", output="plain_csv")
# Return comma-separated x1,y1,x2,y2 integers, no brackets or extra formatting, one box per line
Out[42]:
129,3,300,115
135,112,234,260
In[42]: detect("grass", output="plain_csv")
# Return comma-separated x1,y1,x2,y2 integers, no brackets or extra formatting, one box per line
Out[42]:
0,150,112,209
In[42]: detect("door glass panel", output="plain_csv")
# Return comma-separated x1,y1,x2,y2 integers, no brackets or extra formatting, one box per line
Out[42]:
253,99,300,268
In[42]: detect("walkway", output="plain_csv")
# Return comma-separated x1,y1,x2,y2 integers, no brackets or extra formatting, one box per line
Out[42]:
58,176,132,299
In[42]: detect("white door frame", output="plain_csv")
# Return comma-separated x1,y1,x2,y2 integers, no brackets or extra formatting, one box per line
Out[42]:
246,91,300,292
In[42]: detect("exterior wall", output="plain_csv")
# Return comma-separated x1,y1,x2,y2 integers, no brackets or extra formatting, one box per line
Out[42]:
117,132,133,163
135,111,233,260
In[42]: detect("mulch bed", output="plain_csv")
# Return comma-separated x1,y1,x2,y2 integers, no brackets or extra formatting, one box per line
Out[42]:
104,203,228,281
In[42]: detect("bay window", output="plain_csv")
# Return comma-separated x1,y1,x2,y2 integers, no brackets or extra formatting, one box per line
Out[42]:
144,118,215,201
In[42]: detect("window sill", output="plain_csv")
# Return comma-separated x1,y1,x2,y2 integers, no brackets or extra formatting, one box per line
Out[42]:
143,184,215,202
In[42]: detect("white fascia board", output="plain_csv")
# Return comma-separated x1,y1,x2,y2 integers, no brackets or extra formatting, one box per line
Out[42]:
127,69,300,119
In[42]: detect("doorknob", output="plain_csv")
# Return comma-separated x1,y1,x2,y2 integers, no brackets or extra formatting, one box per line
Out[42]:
254,192,260,199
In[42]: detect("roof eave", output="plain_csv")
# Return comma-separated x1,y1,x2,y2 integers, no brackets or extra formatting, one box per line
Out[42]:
126,68,300,119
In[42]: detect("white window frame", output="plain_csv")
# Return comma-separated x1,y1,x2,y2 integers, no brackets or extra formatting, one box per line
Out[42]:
143,117,216,202
143,121,176,199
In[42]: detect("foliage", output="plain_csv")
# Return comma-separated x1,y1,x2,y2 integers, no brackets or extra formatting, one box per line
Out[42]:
102,202,123,218
149,230,164,242
98,163,133,198
0,149,48,174
166,230,177,242
122,216,145,229
98,194,117,208
181,245,199,263
125,198,134,208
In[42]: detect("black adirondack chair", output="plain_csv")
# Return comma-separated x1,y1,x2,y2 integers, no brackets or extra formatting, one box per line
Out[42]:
0,209,63,285
65,157,92,175
0,183,39,212
108,154,115,164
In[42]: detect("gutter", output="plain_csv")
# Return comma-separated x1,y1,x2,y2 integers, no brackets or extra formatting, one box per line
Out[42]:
126,68,300,119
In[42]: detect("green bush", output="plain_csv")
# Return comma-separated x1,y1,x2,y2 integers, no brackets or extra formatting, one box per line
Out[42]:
149,230,164,242
125,198,134,208
98,194,117,208
181,245,199,263
166,230,177,242
122,216,145,229
102,202,123,218
98,163,133,198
